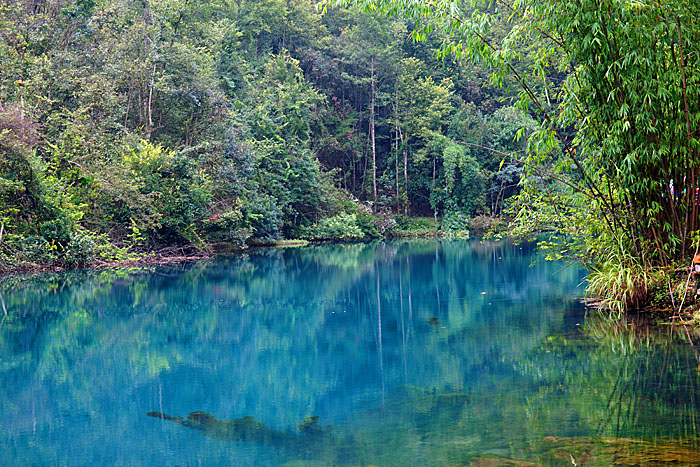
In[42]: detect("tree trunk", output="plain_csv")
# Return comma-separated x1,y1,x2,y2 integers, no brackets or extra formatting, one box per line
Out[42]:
124,87,132,129
398,125,408,215
370,56,377,208
394,82,399,211
19,92,25,139
433,152,437,223
145,63,155,141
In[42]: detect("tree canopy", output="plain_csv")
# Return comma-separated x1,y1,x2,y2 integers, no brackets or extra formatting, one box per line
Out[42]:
3,0,699,312
0,0,534,271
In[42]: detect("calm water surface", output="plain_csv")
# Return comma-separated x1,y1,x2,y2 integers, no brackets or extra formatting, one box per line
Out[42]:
2,239,700,466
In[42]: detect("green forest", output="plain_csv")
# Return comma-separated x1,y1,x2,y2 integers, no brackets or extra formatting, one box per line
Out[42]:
1,0,699,314
0,0,525,265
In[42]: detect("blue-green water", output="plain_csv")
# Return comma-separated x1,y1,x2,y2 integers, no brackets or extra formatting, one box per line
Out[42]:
2,239,700,466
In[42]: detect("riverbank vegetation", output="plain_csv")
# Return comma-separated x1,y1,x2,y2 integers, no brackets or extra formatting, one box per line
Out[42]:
0,0,529,273
2,0,699,317
323,0,700,317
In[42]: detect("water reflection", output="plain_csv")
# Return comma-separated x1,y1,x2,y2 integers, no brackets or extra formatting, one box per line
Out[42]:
1,239,700,465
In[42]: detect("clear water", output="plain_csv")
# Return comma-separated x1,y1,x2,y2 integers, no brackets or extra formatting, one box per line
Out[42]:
2,238,700,466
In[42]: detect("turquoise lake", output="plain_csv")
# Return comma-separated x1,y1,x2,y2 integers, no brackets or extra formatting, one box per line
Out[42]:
3,238,700,465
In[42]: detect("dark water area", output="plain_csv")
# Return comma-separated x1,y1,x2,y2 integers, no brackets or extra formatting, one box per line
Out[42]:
2,238,700,466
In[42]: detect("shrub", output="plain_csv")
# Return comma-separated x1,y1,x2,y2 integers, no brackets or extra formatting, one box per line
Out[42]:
373,208,398,235
37,217,73,246
202,208,252,247
586,251,661,315
302,212,365,240
354,208,381,238
13,235,58,265
121,142,212,244
389,216,438,237
243,192,284,241
441,211,470,236
470,215,507,235
62,228,97,267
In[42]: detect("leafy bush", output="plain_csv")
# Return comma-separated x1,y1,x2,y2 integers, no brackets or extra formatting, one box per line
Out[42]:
373,208,398,235
302,212,365,240
441,211,470,236
243,192,284,241
354,210,381,238
37,217,73,246
334,199,382,238
18,235,59,265
202,207,252,247
62,228,97,267
470,215,507,235
389,216,438,237
122,142,212,244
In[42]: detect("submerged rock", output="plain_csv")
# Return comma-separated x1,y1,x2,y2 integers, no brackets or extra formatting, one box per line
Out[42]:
539,435,700,465
147,410,343,460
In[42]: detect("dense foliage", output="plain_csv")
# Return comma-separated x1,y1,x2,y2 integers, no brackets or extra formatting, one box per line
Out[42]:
6,0,696,315
323,0,700,313
0,0,533,271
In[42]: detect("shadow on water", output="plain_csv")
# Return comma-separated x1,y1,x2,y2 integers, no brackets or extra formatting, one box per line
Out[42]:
4,239,700,465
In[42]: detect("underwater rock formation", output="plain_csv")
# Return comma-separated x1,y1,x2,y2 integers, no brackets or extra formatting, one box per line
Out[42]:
147,410,341,459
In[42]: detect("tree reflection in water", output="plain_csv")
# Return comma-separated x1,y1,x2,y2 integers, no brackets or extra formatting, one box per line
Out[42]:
3,240,700,465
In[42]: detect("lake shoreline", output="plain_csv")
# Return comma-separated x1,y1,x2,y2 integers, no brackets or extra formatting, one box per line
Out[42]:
0,233,454,276
4,234,694,323
0,214,491,276
0,245,213,276
0,213,507,277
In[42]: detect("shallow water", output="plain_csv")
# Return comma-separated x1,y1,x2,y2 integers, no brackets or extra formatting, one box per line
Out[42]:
2,239,700,466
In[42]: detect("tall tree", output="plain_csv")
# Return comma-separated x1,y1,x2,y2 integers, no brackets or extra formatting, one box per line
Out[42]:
321,0,700,309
